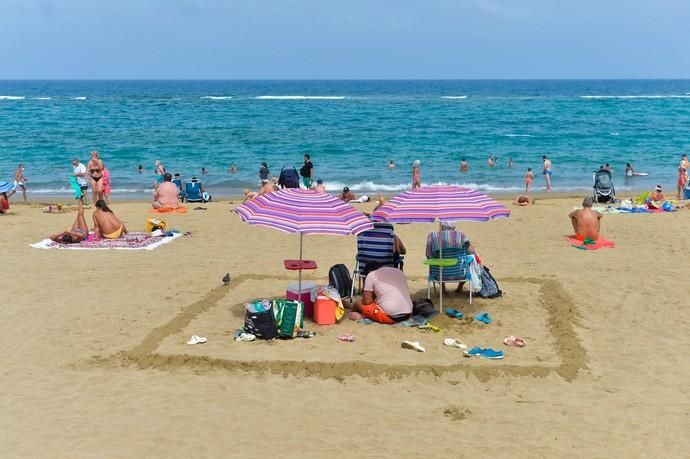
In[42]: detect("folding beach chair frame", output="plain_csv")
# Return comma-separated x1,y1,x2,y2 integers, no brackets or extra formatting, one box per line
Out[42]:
351,222,403,298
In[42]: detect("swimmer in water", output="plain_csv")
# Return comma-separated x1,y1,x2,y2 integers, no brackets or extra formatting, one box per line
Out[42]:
460,158,468,172
388,160,395,169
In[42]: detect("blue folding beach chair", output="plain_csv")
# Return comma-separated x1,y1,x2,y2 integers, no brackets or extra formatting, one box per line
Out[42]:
351,222,404,298
185,182,204,203
427,242,473,304
173,178,186,201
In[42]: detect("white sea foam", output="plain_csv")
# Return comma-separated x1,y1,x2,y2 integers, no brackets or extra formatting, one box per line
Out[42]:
581,95,690,99
32,187,140,194
73,96,87,100
441,96,468,99
255,95,345,100
503,134,531,137
33,97,52,100
200,96,233,100
323,180,528,193
609,132,620,136
0,95,25,100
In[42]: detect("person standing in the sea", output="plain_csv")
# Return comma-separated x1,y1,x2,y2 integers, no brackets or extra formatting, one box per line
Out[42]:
542,155,553,192
525,167,534,194
412,160,421,189
460,158,468,172
154,160,166,189
300,154,314,188
259,162,270,181
677,154,688,200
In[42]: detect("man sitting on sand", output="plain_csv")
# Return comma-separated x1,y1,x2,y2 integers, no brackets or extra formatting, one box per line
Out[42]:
93,200,128,239
152,173,179,209
513,195,534,206
49,201,89,244
351,261,413,324
569,197,602,241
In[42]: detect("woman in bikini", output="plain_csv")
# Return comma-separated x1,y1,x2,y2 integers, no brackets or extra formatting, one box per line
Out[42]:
92,200,127,239
49,200,89,243
87,150,105,204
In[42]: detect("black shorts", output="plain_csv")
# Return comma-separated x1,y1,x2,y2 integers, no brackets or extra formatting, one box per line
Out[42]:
80,185,88,191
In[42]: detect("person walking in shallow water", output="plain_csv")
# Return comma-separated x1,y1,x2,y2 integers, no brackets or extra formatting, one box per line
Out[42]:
542,155,553,192
412,160,421,189
677,154,688,200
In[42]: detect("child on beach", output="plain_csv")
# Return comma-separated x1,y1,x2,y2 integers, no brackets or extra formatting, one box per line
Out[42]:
412,160,421,189
525,167,534,193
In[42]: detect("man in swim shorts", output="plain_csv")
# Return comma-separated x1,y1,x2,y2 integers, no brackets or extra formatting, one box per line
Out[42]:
9,164,28,201
351,261,413,324
300,154,314,188
542,155,552,192
569,197,602,241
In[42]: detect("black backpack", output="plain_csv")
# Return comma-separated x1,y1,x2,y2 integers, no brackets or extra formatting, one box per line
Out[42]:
279,167,300,189
244,306,278,339
328,264,352,299
478,266,502,299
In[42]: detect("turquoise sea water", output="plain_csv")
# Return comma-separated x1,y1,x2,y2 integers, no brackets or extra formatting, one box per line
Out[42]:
1,80,690,197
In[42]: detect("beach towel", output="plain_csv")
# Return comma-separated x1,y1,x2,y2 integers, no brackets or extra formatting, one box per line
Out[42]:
30,232,181,250
69,176,83,200
149,206,188,214
566,235,615,251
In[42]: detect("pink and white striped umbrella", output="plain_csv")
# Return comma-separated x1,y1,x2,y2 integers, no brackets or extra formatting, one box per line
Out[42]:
372,185,511,224
234,189,374,293
234,188,373,235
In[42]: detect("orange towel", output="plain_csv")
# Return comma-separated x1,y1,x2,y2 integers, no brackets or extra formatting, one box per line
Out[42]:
566,235,615,250
149,206,188,214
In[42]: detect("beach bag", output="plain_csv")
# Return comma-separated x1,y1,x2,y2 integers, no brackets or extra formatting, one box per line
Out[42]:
273,299,304,338
478,266,502,299
328,264,352,299
244,301,278,340
278,167,300,189
146,217,167,233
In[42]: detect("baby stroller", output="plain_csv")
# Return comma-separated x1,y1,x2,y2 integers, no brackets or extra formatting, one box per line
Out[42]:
593,169,615,203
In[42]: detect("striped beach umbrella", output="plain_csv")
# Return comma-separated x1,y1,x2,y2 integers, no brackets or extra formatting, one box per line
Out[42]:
234,188,374,292
372,185,511,224
372,185,510,311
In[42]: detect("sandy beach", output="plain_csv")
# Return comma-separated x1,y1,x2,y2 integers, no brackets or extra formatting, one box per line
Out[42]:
2,196,689,458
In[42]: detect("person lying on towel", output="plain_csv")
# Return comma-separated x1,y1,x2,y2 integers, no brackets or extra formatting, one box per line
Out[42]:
569,196,602,241
351,261,413,324
49,200,89,244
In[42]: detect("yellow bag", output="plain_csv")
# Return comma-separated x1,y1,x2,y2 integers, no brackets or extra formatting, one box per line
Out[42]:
146,217,167,233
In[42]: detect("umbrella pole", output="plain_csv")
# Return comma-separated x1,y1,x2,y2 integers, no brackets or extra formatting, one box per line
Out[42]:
438,221,443,314
298,232,303,294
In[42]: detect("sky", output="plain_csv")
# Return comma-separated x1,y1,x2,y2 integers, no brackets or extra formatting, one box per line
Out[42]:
1,0,689,79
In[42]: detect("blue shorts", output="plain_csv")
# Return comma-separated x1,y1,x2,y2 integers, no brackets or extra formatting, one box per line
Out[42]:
155,175,164,184
543,170,552,176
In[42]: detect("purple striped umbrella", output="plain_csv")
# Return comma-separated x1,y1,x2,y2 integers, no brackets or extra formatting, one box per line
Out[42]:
372,185,511,224
372,185,510,311
234,188,373,292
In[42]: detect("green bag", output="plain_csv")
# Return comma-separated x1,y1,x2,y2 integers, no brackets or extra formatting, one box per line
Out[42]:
272,299,304,338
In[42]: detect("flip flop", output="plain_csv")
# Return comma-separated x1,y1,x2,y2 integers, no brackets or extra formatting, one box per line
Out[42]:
474,312,492,324
401,341,426,352
503,336,526,347
338,334,356,342
445,309,464,319
186,335,207,345
419,323,441,333
443,338,468,350
479,348,504,360
235,333,256,342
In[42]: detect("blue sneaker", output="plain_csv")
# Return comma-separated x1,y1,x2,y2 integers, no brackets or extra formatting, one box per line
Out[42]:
465,346,485,356
479,348,504,360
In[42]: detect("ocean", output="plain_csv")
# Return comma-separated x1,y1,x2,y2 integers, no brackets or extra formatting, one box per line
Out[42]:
1,79,689,198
